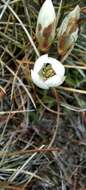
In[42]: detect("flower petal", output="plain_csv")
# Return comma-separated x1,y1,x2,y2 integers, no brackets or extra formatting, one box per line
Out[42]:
47,57,65,77
58,5,80,37
68,5,80,20
31,70,48,89
71,28,79,42
45,75,65,88
33,54,48,73
37,0,56,30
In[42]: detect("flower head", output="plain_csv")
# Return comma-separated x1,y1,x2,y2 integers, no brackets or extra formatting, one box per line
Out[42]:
31,54,65,89
57,5,80,57
36,0,56,52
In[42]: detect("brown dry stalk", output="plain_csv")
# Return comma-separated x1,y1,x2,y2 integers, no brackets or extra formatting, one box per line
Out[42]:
0,147,63,158
0,181,23,190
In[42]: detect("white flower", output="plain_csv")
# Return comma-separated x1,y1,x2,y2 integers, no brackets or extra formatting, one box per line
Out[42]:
31,54,65,89
57,5,80,57
36,0,56,52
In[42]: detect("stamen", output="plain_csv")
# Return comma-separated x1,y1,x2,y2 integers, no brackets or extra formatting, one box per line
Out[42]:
41,64,55,79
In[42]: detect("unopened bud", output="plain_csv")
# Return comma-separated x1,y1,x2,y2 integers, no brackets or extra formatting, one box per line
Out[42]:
36,0,56,52
57,5,80,58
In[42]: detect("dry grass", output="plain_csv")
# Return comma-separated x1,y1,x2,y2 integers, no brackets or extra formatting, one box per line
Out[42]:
0,0,86,189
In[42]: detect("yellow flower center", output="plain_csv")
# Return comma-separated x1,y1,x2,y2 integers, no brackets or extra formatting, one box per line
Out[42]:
40,64,55,80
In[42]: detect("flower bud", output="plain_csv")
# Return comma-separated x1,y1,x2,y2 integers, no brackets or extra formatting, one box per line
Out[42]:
36,0,56,52
57,5,80,58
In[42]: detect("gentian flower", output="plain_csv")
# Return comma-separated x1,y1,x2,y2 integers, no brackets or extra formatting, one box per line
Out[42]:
31,54,65,89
